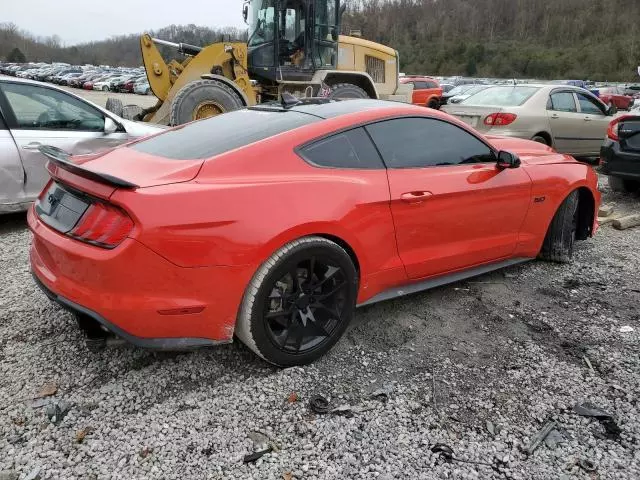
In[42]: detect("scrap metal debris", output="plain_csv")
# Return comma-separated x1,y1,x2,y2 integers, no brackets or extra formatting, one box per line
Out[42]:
287,392,299,403
45,400,71,425
309,395,330,414
526,421,557,455
370,384,393,402
243,447,272,463
431,443,454,462
574,402,622,437
543,429,565,449
431,443,502,471
578,458,598,473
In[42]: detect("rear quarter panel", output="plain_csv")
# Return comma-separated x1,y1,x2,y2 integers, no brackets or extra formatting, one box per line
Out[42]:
111,118,405,303
515,158,600,257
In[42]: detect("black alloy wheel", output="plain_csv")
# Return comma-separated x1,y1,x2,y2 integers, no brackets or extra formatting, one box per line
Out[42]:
264,256,348,354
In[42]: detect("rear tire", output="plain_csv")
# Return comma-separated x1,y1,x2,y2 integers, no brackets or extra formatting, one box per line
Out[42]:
427,98,439,109
169,79,244,126
609,176,639,193
328,83,369,100
539,191,579,263
105,98,123,117
235,237,358,367
102,86,109,92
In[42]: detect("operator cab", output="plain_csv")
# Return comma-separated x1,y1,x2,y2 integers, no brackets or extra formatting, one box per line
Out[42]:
245,0,341,83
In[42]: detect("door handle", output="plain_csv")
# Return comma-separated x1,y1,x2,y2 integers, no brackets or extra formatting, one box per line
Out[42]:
22,142,42,151
550,114,559,119
400,191,432,203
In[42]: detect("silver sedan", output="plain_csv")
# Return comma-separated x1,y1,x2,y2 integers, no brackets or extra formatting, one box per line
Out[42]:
0,77,163,213
441,84,616,156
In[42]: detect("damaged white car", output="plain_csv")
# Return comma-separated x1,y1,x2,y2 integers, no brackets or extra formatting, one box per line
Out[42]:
0,78,162,213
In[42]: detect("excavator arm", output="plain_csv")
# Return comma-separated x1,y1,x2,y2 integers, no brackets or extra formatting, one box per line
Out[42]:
139,33,257,124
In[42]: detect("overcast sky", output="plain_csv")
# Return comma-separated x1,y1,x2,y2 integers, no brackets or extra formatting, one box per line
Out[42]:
4,0,248,45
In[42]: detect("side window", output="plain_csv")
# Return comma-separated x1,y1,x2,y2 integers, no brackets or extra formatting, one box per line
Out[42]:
299,127,384,169
1,83,105,131
413,81,427,90
576,93,604,115
425,81,438,89
549,92,577,113
366,117,494,169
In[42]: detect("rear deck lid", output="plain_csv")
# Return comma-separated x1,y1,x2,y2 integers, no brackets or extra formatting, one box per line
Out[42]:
40,144,204,189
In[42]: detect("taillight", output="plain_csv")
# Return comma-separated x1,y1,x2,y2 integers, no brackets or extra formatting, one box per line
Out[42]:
69,202,133,249
607,115,633,141
484,113,517,127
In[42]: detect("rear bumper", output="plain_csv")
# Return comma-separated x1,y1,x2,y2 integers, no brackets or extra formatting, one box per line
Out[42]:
28,206,253,348
32,274,226,350
600,140,640,180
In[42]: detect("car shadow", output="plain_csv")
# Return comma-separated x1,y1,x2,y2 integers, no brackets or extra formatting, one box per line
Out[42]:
0,212,28,234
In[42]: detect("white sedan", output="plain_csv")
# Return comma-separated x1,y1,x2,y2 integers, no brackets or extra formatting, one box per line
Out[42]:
0,77,163,213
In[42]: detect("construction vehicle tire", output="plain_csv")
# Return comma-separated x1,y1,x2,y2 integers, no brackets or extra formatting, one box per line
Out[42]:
328,83,369,100
170,79,244,125
105,98,124,117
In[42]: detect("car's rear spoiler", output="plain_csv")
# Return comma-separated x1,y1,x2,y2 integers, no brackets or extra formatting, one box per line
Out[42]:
39,145,139,189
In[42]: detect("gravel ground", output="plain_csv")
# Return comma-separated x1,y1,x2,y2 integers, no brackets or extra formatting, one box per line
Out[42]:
1,177,639,480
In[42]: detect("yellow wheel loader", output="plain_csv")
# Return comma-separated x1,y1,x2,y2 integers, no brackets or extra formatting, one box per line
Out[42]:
132,0,411,125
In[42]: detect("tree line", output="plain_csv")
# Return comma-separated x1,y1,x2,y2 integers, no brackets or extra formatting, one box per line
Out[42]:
0,23,246,67
2,0,640,81
343,0,640,81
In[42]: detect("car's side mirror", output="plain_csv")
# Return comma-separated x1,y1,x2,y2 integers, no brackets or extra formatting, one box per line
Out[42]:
104,117,118,134
607,104,618,116
496,150,521,169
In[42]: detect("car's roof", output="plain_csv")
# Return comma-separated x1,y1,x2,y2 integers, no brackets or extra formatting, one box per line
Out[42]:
285,99,418,119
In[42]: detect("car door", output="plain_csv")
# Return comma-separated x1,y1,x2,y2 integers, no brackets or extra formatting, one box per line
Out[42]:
575,91,611,156
0,109,27,209
366,117,532,280
0,81,128,200
546,90,585,154
411,81,428,105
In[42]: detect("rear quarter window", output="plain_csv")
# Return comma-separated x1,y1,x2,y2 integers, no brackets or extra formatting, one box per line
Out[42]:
130,109,319,160
298,127,384,169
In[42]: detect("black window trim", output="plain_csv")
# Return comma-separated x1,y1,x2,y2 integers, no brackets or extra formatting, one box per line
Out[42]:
295,114,498,170
547,88,580,113
574,90,607,116
0,80,108,132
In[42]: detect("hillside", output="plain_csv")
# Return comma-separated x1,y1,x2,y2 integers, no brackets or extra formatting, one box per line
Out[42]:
0,23,247,67
2,0,640,81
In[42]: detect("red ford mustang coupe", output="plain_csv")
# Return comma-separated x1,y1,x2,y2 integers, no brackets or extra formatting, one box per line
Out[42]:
28,100,600,366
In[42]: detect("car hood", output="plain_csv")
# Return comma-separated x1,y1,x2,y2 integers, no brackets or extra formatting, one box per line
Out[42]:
486,135,575,164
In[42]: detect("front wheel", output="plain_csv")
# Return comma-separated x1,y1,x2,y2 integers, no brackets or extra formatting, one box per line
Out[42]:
235,237,358,367
539,191,579,263
328,83,369,100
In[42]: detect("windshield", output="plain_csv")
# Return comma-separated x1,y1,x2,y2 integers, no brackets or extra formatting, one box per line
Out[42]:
461,86,540,106
446,85,475,97
248,0,276,47
457,85,487,97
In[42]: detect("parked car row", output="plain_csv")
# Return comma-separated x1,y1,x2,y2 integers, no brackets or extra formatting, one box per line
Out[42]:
0,62,153,96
